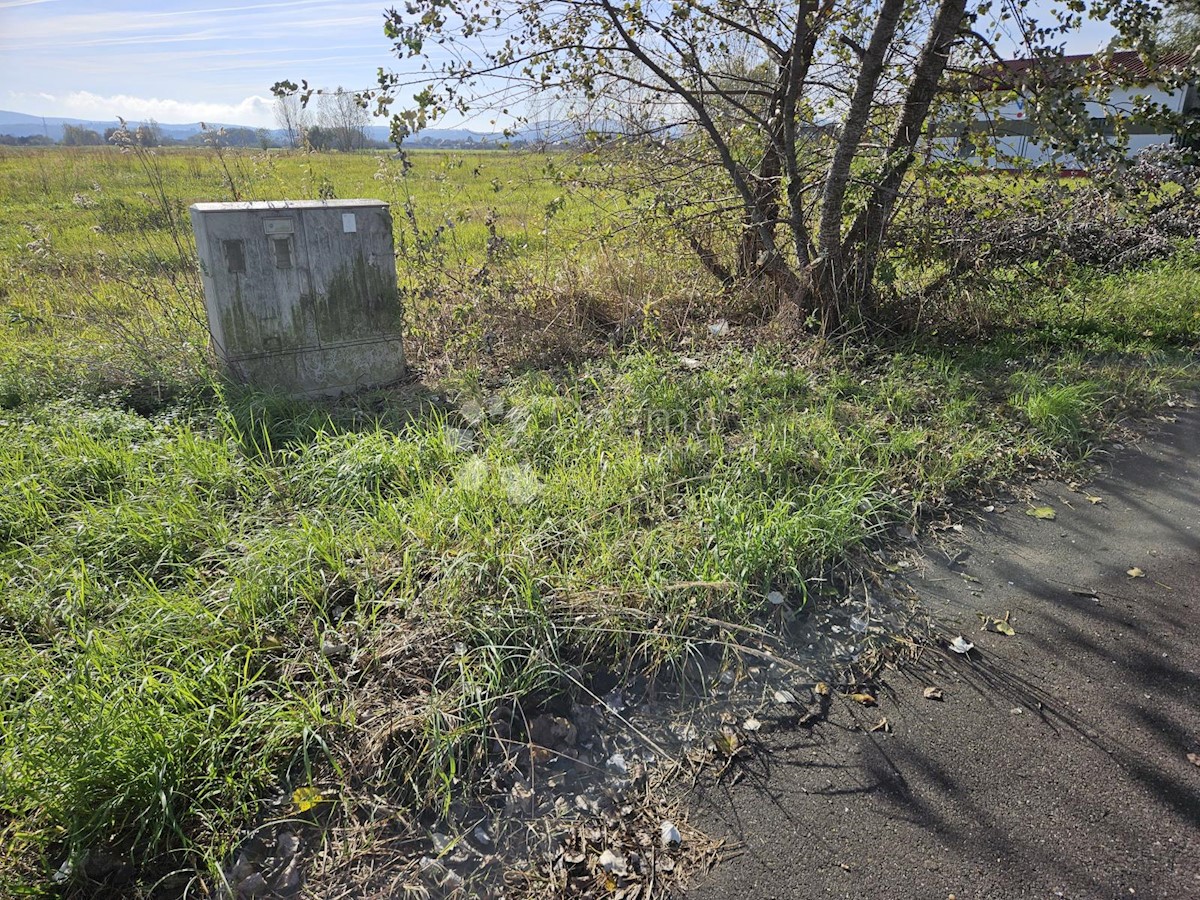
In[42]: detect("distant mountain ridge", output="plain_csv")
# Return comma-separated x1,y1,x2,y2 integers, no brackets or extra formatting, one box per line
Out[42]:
0,109,583,147
0,111,253,142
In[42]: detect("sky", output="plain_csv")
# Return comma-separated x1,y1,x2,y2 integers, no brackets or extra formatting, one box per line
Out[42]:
0,0,1122,129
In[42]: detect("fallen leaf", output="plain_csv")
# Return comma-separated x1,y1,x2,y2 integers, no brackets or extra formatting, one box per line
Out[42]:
773,689,798,705
599,849,627,876
1187,752,1200,768
949,636,975,654
742,716,762,732
713,726,744,757
814,681,831,697
980,610,1016,636
923,686,944,701
679,356,703,370
1086,495,1104,504
660,821,682,847
292,786,325,813
868,717,890,733
1127,567,1146,578
1026,506,1057,520
849,692,877,706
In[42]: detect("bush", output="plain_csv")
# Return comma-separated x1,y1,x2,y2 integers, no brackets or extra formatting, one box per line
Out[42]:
891,147,1200,324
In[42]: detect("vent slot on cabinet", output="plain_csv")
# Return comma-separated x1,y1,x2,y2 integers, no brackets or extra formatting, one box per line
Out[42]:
272,236,293,269
222,239,246,274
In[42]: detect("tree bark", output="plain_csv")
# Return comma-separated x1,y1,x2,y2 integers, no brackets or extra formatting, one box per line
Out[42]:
816,0,906,262
840,0,968,321
737,144,782,277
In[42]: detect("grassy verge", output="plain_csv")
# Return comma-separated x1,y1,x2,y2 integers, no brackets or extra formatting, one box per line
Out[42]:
0,147,1197,895
2,329,1195,894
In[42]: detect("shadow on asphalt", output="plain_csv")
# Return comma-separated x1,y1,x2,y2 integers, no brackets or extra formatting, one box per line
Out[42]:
684,408,1200,899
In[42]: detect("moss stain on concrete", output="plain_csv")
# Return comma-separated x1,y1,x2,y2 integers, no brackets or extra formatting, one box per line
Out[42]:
316,252,403,344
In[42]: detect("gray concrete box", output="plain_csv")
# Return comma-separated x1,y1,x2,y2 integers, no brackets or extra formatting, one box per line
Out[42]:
189,200,405,397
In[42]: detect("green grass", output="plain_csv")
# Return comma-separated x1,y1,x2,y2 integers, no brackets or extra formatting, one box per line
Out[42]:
0,146,1197,896
0,145,707,408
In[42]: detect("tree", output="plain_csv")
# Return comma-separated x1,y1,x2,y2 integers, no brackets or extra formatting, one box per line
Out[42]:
61,124,103,146
303,125,335,151
274,93,309,148
1159,1,1200,52
317,87,369,152
372,0,1174,333
0,133,53,146
133,119,161,147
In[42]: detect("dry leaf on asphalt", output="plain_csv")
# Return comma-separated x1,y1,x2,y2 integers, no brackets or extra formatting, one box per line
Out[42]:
868,717,890,733
1187,752,1200,768
981,611,1016,635
1127,567,1146,578
949,636,975,654
923,687,944,701
814,681,831,696
1086,495,1104,504
849,692,877,706
1026,506,1057,520
713,727,744,757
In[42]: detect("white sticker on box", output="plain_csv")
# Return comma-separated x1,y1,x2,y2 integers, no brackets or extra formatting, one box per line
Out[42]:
342,213,357,233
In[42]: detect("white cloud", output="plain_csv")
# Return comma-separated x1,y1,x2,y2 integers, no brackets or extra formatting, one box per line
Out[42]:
16,90,278,127
0,1,386,48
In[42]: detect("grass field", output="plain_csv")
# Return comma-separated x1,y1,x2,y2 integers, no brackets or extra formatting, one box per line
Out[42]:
0,145,1197,896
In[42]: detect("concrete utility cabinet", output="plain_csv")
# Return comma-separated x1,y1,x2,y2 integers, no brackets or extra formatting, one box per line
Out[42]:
190,200,404,397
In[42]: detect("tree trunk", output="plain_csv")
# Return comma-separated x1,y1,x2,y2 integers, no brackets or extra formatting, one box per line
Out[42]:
816,0,906,262
841,0,968,324
805,0,906,331
737,144,783,277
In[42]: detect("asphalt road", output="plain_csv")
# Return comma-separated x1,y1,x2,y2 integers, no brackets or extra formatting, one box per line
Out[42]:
686,405,1200,900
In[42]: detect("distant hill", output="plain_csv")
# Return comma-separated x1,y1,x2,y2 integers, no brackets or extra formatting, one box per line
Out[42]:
0,110,611,148
0,111,240,143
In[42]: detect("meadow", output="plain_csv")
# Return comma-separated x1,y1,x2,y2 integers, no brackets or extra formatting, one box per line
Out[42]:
0,145,1197,896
